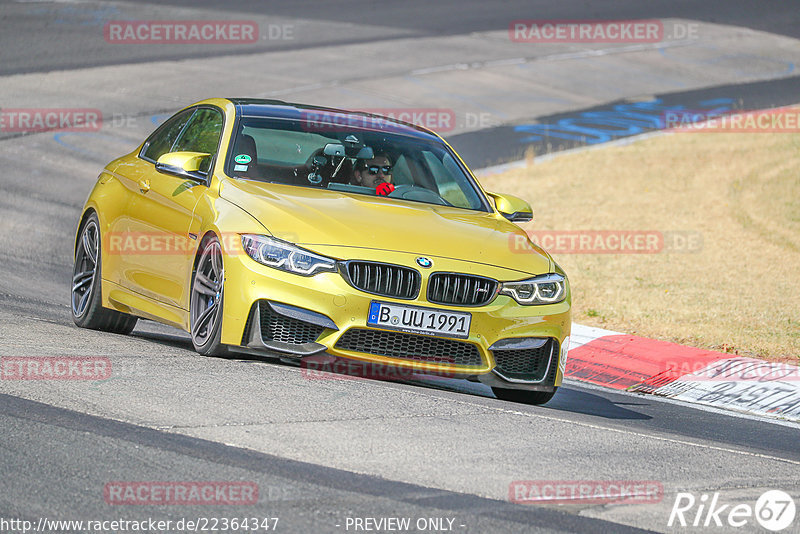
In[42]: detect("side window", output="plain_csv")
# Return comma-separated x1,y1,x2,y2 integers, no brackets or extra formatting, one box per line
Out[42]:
172,108,224,172
390,154,414,186
140,109,194,163
422,151,477,209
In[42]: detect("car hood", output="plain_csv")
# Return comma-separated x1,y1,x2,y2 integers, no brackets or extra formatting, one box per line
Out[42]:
220,179,552,276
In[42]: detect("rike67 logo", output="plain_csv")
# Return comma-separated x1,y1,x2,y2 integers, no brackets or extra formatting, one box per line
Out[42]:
669,490,796,531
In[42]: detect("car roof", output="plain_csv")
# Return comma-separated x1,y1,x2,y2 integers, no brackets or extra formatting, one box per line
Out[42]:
226,98,442,141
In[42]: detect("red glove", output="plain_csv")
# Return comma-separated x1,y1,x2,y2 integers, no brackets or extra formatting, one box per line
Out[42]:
375,182,395,196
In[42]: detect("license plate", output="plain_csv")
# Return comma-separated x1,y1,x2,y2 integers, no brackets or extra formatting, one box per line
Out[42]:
367,301,471,339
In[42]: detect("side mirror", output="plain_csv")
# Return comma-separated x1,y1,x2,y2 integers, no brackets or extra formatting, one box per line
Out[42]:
155,151,211,182
487,192,533,222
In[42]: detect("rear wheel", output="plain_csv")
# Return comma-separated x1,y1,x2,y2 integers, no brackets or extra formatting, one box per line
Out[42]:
492,387,558,405
190,235,228,357
71,213,138,334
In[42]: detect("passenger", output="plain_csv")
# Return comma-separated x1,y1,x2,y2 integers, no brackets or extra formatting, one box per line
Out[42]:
351,154,395,196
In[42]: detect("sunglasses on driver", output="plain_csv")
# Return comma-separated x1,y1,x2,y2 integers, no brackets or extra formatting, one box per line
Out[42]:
364,165,393,175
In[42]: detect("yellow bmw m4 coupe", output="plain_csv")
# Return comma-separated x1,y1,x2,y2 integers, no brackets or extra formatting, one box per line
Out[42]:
72,98,571,404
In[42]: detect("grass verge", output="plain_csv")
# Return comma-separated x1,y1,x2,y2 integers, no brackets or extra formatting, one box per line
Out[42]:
478,126,800,362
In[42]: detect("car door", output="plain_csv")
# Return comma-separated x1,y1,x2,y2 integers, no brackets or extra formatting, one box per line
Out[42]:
123,106,224,310
108,109,193,295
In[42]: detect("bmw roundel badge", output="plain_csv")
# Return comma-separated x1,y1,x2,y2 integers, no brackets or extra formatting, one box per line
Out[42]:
416,257,433,268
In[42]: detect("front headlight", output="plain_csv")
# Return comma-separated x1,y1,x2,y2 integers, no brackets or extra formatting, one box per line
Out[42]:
241,234,337,276
499,273,566,305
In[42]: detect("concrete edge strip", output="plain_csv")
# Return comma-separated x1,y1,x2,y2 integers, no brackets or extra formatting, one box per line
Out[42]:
563,328,800,422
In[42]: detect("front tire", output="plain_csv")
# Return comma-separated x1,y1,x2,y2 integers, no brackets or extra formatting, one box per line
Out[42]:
71,213,138,334
190,235,228,357
492,387,558,405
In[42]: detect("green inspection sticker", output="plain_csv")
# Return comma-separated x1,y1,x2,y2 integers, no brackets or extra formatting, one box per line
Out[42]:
234,154,252,164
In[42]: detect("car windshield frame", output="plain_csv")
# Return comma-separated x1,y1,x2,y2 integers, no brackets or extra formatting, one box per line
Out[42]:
224,110,493,213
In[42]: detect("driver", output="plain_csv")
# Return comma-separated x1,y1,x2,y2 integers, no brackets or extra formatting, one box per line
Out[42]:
351,153,395,196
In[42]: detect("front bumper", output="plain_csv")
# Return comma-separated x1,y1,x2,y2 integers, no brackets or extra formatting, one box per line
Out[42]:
220,248,571,390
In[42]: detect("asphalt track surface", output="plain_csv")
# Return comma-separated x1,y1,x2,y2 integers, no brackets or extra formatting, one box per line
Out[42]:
3,0,800,76
1,2,799,533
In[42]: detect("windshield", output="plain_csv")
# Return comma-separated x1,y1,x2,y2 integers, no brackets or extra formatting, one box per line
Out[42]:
226,116,489,211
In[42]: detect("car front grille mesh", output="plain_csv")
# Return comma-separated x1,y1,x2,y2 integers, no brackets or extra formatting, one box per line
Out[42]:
335,328,482,366
242,301,325,345
345,261,420,299
427,273,497,306
492,339,558,382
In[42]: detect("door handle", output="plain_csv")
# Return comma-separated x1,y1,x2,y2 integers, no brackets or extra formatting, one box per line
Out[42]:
138,179,151,194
